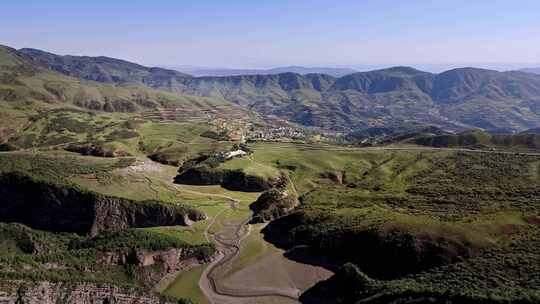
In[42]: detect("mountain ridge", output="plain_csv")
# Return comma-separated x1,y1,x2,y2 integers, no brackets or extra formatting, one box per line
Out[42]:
171,65,358,77
521,67,540,75
10,45,540,133
19,47,193,92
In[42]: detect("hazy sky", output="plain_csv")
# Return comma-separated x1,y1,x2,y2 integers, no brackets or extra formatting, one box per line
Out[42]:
2,0,540,69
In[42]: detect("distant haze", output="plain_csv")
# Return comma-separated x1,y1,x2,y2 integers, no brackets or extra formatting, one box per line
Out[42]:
171,63,540,76
521,68,540,75
2,1,540,68
168,66,358,77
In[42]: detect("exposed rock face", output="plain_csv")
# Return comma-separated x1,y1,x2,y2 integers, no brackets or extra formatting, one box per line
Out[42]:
319,171,345,184
98,247,215,285
174,167,223,186
250,189,297,223
0,172,205,236
98,247,213,272
0,281,171,304
65,143,131,157
174,167,282,192
0,127,15,144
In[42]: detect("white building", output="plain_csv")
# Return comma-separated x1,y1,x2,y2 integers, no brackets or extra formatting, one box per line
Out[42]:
224,150,247,159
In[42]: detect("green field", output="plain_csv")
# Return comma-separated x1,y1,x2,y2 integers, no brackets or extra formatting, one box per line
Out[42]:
163,265,209,304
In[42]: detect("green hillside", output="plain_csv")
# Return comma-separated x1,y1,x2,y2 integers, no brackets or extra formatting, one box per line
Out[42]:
19,47,192,89
413,130,540,150
0,45,249,163
239,144,540,303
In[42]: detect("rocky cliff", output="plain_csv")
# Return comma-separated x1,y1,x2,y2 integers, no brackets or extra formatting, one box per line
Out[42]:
174,167,282,192
97,247,215,285
0,172,205,236
0,222,216,304
250,188,297,223
0,281,171,304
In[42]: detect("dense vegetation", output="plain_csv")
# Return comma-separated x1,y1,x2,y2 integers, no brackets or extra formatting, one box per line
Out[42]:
413,129,540,150
258,148,540,303
0,222,214,289
249,188,297,223
0,152,135,185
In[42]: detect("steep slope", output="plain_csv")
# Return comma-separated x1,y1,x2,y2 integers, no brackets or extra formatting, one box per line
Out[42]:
329,66,432,92
0,171,205,236
433,69,540,131
19,48,192,91
413,129,540,150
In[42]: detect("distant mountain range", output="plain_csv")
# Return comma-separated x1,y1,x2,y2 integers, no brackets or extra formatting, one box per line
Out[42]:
521,68,540,75
173,66,358,77
174,66,540,132
7,45,540,133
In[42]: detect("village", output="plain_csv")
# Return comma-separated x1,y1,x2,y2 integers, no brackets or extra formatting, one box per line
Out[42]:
207,114,309,143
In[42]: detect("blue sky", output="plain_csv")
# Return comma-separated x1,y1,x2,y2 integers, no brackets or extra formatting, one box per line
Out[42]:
2,0,540,69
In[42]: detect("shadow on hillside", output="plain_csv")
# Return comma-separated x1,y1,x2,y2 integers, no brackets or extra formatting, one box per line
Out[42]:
283,245,341,272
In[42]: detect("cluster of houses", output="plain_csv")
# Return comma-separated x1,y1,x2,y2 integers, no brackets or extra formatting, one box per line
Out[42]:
206,114,309,143
246,126,306,141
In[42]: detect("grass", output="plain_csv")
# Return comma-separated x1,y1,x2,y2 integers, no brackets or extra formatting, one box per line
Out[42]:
163,265,209,304
143,224,209,246
219,157,281,180
0,152,135,185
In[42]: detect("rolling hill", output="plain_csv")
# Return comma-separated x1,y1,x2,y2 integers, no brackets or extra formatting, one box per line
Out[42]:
412,129,540,150
0,45,248,158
